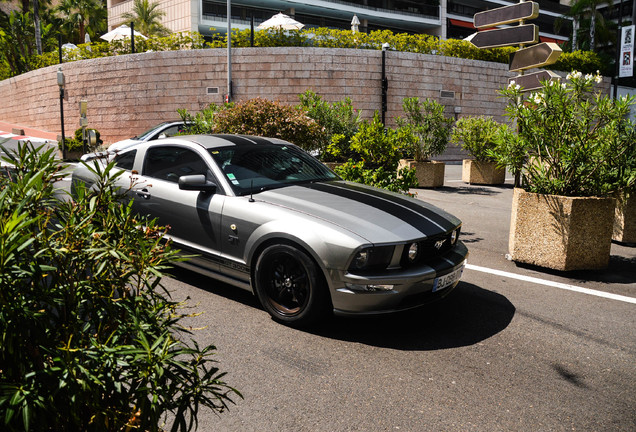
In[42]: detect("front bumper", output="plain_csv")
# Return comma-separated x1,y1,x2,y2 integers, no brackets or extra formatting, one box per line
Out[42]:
330,242,469,315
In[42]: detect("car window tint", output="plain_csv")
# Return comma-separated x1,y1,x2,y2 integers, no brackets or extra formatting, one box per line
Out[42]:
113,150,136,170
143,146,211,183
209,144,338,195
159,125,181,138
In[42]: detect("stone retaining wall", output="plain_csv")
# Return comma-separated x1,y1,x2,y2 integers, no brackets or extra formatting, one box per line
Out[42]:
1,47,602,159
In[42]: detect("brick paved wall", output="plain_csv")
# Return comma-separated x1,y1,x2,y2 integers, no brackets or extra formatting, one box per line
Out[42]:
0,47,609,159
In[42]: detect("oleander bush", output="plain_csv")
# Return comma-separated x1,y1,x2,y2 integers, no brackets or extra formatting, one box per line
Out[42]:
450,116,508,162
397,97,454,162
298,90,361,162
0,142,240,432
334,112,418,194
494,71,636,197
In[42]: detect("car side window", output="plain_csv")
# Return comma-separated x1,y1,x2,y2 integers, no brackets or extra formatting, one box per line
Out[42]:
113,150,136,170
159,125,181,138
143,146,212,184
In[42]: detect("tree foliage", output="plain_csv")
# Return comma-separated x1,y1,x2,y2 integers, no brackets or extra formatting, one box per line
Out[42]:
0,143,240,431
120,0,170,38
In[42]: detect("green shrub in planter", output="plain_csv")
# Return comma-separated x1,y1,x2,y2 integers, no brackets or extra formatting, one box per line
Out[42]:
335,113,418,194
397,97,453,162
495,71,636,197
450,116,506,162
496,71,636,270
297,90,361,162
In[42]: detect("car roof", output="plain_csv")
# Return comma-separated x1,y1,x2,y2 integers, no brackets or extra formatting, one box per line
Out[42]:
164,134,292,150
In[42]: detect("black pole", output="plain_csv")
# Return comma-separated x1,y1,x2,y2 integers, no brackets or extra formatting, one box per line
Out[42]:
381,49,388,125
57,36,65,159
614,0,625,99
131,21,135,53
250,15,254,47
58,34,62,64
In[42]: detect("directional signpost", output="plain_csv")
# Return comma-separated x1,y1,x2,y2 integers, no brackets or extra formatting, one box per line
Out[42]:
474,1,539,28
466,1,562,92
509,42,562,72
465,24,538,49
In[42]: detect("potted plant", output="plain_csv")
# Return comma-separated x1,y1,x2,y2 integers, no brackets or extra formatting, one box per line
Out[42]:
397,97,453,188
450,115,507,185
493,71,635,271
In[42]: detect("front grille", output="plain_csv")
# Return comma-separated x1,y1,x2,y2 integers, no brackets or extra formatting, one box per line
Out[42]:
400,230,458,267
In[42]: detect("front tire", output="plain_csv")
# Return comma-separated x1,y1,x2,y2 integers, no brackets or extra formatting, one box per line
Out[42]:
254,244,328,326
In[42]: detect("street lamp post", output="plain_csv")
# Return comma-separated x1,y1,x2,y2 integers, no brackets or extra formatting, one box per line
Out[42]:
381,43,389,125
57,67,66,160
227,0,232,102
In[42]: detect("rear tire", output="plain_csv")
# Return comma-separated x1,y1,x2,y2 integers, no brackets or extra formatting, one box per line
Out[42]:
254,244,328,326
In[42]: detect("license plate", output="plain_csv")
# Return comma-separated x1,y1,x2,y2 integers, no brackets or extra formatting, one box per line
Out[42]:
432,266,464,292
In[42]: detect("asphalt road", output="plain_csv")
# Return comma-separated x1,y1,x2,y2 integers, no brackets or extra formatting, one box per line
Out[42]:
152,165,635,432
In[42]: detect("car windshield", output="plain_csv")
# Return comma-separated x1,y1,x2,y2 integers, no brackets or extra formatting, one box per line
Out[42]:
209,143,339,196
134,122,175,140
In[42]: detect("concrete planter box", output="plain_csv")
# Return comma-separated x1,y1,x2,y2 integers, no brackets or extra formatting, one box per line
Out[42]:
613,192,636,244
462,159,505,185
398,159,445,188
509,188,616,271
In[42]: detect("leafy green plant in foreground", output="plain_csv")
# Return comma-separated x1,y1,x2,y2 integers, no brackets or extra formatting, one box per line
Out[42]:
0,143,240,431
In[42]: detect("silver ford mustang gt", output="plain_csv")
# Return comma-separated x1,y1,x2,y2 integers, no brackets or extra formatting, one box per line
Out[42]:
72,135,468,325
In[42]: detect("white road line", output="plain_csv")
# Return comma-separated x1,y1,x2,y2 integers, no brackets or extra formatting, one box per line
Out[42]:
466,264,636,305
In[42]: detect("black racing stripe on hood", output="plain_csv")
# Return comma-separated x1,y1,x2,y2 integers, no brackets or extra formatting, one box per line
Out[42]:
306,182,456,235
338,182,458,231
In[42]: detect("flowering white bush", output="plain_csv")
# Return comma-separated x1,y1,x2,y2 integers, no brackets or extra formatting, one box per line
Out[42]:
493,70,636,197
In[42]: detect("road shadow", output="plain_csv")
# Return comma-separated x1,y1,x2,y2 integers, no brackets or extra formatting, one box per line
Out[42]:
418,184,513,196
310,282,515,351
165,266,261,309
514,253,636,285
166,268,515,351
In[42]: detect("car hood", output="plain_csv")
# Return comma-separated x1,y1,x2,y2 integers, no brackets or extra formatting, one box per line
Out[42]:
255,181,461,244
108,138,141,152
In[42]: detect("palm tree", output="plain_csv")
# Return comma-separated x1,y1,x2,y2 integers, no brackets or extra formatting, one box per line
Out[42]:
55,0,106,44
121,0,170,37
562,0,614,51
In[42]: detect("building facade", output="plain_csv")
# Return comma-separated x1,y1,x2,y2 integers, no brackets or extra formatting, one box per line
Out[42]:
106,0,572,43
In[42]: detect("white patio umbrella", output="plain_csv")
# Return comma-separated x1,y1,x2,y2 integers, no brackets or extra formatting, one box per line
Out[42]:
100,24,147,42
351,14,360,33
257,12,304,30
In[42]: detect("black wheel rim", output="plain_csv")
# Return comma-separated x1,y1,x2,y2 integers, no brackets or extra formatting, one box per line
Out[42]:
261,251,310,317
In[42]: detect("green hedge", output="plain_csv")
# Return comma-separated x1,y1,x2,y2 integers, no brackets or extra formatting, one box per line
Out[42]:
3,28,607,80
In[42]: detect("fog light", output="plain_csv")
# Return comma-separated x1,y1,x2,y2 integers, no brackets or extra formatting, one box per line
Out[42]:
451,228,459,245
345,283,394,292
408,242,419,262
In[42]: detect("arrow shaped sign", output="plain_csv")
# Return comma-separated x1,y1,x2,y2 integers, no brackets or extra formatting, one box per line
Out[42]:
466,24,538,49
509,70,561,92
509,42,562,72
474,2,539,29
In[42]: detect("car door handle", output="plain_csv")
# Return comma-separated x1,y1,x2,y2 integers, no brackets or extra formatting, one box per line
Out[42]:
136,188,151,199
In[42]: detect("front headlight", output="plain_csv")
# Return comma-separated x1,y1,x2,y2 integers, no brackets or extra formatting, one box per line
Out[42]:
349,245,394,272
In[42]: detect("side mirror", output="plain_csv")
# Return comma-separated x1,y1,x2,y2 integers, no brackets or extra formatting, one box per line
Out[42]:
178,174,217,193
87,129,97,147
158,133,167,139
